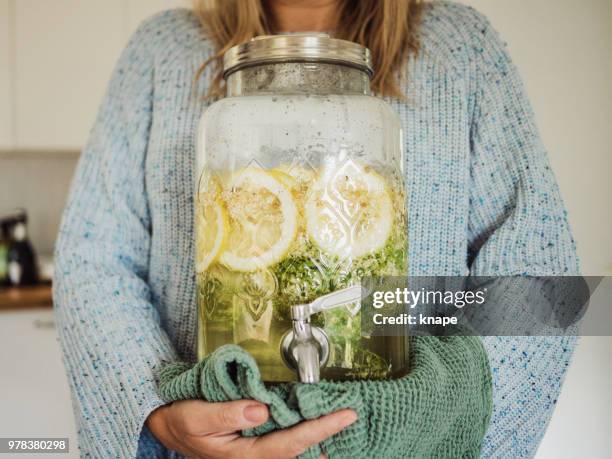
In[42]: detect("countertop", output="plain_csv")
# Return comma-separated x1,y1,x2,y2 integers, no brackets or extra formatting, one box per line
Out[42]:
0,284,53,310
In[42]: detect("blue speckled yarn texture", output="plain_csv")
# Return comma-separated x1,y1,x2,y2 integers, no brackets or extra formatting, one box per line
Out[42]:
53,2,579,458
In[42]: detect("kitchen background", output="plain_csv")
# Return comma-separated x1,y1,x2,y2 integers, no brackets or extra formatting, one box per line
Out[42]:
0,1,610,458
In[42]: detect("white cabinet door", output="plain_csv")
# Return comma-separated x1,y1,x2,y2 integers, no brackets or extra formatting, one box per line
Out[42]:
14,0,125,150
126,0,191,37
0,310,79,457
0,0,13,149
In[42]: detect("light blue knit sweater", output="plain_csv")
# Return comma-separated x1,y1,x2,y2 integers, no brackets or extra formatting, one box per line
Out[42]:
53,2,579,458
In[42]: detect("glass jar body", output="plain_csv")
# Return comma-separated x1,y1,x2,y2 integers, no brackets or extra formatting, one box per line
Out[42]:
195,62,408,382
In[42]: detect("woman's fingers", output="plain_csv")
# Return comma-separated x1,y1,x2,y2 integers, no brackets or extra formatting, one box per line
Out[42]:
249,409,357,459
155,400,356,459
171,399,270,435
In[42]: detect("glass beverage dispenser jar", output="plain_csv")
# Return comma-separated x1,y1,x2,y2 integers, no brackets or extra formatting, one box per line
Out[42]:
196,34,408,382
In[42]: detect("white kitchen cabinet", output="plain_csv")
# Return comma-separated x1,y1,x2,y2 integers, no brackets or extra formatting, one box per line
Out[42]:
10,0,191,151
0,0,13,149
0,310,78,458
14,0,126,150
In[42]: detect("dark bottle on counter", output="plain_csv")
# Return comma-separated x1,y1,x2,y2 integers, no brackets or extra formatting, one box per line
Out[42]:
7,211,38,286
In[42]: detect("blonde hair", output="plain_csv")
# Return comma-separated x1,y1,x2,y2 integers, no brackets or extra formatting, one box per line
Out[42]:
194,0,423,98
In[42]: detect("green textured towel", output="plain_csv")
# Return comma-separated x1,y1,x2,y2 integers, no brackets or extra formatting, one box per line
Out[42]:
158,336,492,458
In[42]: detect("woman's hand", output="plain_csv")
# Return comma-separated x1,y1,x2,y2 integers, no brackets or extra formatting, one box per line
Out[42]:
146,399,357,459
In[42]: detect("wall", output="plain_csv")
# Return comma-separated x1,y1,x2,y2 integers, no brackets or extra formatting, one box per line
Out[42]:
0,152,78,256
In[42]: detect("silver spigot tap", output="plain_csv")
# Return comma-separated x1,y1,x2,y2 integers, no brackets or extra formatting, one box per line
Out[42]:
280,285,362,383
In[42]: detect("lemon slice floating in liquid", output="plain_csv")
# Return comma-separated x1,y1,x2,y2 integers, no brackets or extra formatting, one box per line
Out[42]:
195,179,229,273
305,161,394,259
219,168,298,272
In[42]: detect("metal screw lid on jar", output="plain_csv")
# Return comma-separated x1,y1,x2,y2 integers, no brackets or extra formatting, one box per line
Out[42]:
222,33,373,79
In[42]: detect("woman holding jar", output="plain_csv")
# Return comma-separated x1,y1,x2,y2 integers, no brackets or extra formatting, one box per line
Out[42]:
54,1,578,457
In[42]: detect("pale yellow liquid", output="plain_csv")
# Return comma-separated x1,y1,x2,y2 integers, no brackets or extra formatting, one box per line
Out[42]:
196,165,409,382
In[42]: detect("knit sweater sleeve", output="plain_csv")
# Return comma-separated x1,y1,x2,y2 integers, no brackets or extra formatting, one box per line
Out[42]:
457,5,580,458
53,14,177,458
465,15,578,276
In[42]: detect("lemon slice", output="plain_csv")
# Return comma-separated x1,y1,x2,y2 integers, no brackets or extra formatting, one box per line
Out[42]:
305,161,394,259
270,166,314,210
269,168,299,191
195,180,229,273
219,168,298,272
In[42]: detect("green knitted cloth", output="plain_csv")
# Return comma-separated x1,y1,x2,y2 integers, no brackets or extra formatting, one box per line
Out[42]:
158,336,492,458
